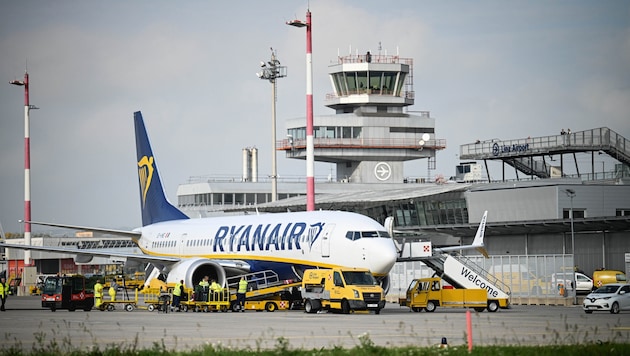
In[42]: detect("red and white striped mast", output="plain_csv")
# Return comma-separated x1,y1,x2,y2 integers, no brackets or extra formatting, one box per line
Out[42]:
287,9,315,211
10,71,35,266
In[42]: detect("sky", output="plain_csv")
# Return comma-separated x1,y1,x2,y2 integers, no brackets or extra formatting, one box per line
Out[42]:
1,0,629,234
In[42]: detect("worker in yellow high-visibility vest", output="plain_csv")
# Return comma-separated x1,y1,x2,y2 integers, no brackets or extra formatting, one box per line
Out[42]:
94,279,104,309
108,280,117,301
237,276,248,312
172,280,184,312
0,277,9,311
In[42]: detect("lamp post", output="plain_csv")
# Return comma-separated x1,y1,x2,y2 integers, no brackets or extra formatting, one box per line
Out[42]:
257,49,287,202
287,9,315,211
10,71,37,266
564,188,576,304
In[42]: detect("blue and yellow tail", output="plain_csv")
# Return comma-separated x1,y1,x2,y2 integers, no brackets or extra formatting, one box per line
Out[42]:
134,111,189,226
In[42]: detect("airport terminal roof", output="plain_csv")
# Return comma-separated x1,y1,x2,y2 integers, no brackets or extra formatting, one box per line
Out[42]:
230,182,471,211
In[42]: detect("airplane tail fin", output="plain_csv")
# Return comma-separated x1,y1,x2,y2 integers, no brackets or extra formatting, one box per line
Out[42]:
472,210,489,258
134,111,189,226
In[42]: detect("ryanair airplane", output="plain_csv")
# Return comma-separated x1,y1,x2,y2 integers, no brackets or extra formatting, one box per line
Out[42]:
2,112,398,291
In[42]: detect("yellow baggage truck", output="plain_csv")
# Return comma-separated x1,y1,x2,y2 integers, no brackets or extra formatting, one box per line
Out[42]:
401,277,500,312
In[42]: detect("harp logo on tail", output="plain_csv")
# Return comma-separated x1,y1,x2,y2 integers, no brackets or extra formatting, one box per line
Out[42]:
138,155,154,208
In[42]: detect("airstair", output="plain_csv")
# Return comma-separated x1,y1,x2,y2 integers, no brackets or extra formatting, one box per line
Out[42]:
422,253,511,301
398,243,511,302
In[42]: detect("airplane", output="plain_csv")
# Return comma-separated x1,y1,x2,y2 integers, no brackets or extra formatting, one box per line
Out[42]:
1,111,399,291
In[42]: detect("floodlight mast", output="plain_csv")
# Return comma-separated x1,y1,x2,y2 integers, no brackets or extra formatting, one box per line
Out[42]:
10,71,36,266
287,9,315,211
257,49,287,202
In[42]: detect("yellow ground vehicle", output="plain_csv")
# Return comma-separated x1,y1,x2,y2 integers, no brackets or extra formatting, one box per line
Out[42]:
301,267,385,314
400,277,500,312
593,270,627,289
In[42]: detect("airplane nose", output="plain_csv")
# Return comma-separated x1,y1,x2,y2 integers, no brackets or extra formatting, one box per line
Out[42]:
369,239,398,275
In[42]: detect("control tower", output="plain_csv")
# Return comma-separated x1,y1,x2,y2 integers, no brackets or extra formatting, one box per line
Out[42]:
278,51,445,183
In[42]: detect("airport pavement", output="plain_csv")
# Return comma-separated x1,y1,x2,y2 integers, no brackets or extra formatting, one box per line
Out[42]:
0,296,628,352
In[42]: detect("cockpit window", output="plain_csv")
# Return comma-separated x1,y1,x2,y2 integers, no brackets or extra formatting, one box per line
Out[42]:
345,230,390,241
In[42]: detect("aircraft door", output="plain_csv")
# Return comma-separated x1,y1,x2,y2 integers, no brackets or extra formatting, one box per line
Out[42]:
321,224,334,258
179,233,187,255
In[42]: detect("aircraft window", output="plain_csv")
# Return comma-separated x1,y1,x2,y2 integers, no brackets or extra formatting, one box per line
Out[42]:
361,231,379,238
345,231,362,241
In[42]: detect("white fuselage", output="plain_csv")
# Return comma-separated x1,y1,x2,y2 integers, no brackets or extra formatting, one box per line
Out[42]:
136,211,397,277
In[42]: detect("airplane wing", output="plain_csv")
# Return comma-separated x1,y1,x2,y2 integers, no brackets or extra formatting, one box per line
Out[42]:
3,220,252,273
21,220,141,239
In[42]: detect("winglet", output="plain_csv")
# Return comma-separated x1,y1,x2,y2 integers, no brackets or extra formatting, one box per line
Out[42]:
472,210,489,258
134,111,189,226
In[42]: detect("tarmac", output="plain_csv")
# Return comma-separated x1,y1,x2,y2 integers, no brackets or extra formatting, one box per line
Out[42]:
0,296,628,352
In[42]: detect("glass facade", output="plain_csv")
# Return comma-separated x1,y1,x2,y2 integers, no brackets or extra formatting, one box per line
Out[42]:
330,71,406,96
287,126,361,141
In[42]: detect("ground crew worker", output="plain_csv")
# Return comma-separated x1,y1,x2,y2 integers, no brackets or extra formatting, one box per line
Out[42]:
94,279,104,309
198,276,210,302
0,277,9,311
237,276,247,312
210,279,223,301
109,280,117,301
172,280,184,312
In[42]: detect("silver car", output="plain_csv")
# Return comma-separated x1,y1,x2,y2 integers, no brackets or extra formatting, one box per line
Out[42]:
582,283,630,314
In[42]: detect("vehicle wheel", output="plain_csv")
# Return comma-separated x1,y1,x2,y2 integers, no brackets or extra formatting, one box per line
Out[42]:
305,299,321,313
425,301,436,312
584,310,593,314
50,306,56,312
231,302,240,312
341,300,351,314
83,306,92,312
147,304,155,312
487,300,499,313
610,302,620,314
220,305,227,312
203,306,209,313
474,307,485,312
265,302,277,312
182,305,188,312
107,304,115,311
375,308,381,315
68,304,76,312
125,304,134,312
304,299,314,313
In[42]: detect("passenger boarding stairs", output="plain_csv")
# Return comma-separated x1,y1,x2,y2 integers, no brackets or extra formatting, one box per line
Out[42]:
422,252,511,301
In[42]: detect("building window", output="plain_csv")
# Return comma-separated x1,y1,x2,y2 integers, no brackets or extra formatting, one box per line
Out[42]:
563,209,585,219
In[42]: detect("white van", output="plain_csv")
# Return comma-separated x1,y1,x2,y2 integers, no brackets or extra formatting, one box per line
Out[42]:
551,272,593,294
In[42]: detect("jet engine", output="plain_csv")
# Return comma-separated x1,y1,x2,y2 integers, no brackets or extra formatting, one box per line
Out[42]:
162,258,227,288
